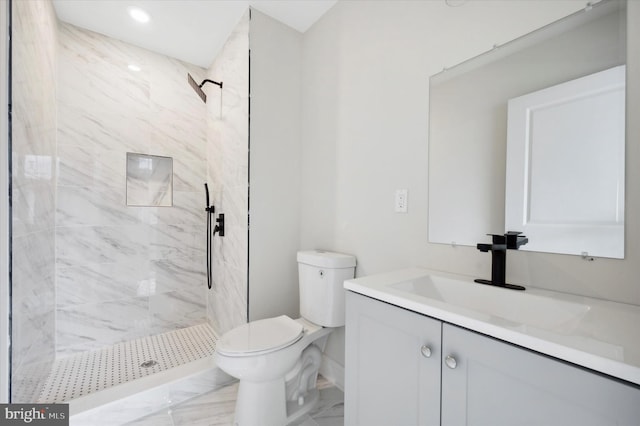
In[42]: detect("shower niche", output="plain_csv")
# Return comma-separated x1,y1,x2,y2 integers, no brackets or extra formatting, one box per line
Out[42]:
126,153,174,207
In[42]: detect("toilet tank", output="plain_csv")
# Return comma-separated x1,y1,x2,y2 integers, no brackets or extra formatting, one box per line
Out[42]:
297,250,356,327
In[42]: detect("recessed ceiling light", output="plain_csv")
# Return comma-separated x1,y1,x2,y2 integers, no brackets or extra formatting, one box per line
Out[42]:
128,64,141,72
128,7,150,24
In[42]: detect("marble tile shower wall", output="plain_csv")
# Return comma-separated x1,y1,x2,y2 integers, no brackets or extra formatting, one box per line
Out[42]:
11,0,58,401
56,23,209,356
205,10,250,335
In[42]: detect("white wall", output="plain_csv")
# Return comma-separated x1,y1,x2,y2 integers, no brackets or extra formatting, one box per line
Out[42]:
248,9,303,321
301,0,640,377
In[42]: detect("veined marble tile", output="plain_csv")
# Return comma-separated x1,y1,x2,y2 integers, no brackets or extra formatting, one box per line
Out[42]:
12,231,55,299
292,386,345,426
12,79,56,135
57,101,151,154
163,382,238,426
10,357,53,403
53,9,219,355
57,54,150,123
214,10,249,93
213,222,248,272
148,109,206,158
154,191,205,226
145,224,205,259
56,186,139,227
12,180,56,237
220,186,249,229
149,64,207,119
123,376,238,426
152,255,206,293
209,263,248,334
58,25,150,111
56,222,203,266
126,376,343,426
71,386,172,426
59,22,147,72
149,291,207,334
168,368,236,403
56,297,149,355
56,260,148,308
171,155,207,193
56,143,125,189
11,0,58,403
55,225,146,265
204,9,250,335
12,307,55,375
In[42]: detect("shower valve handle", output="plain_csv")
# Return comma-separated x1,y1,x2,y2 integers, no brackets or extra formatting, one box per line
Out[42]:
214,214,225,237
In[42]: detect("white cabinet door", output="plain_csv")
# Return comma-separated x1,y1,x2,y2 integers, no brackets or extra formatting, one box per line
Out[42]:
441,323,640,426
345,292,442,426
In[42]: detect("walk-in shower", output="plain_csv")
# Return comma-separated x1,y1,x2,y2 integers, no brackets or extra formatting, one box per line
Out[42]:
8,0,250,420
10,0,254,425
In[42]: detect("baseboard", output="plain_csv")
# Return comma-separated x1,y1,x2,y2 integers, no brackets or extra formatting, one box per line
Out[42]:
318,354,344,391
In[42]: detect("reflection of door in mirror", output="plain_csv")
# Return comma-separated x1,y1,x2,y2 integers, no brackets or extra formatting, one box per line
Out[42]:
505,66,625,259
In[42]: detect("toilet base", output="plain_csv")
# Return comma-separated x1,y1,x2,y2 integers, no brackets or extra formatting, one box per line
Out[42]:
235,378,287,426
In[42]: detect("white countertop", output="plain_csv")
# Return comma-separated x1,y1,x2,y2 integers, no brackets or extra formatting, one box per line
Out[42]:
344,267,640,386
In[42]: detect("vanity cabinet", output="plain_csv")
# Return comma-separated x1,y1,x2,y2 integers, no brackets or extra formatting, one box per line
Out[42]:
345,291,640,426
345,290,442,426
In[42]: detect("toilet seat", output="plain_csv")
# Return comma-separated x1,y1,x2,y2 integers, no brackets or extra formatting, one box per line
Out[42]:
217,315,304,357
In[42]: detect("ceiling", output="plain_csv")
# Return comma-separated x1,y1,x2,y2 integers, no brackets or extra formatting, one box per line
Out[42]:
52,0,337,69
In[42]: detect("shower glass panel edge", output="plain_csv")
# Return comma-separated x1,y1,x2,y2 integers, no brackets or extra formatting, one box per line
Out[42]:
0,0,12,404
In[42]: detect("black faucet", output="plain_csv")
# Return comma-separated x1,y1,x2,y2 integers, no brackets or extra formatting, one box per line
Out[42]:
475,231,528,291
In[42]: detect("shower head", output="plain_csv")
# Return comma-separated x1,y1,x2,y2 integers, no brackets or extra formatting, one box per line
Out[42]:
188,73,223,103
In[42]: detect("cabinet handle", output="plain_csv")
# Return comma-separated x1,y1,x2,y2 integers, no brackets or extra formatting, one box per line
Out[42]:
420,345,432,358
445,355,457,369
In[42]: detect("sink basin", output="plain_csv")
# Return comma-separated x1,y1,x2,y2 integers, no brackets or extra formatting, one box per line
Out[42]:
390,275,590,331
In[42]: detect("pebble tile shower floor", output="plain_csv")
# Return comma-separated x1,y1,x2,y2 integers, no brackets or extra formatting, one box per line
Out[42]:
38,323,217,403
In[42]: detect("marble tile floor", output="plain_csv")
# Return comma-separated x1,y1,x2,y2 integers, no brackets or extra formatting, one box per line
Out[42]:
124,376,344,426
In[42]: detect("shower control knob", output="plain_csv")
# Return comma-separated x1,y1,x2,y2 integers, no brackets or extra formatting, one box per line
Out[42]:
420,345,432,358
445,355,457,369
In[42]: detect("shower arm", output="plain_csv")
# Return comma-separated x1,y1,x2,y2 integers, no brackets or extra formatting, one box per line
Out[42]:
199,79,223,89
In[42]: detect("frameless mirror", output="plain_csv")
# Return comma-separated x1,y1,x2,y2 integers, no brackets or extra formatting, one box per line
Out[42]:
428,0,626,258
126,153,174,206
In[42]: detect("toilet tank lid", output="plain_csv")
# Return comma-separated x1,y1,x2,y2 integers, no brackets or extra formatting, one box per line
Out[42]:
297,250,356,268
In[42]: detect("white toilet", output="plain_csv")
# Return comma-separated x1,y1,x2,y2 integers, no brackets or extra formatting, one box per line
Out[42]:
215,250,356,426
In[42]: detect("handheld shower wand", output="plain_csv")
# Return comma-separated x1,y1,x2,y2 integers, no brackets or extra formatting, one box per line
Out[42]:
205,184,213,289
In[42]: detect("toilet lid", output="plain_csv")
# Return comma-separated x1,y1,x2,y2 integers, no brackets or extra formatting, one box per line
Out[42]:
217,315,304,356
